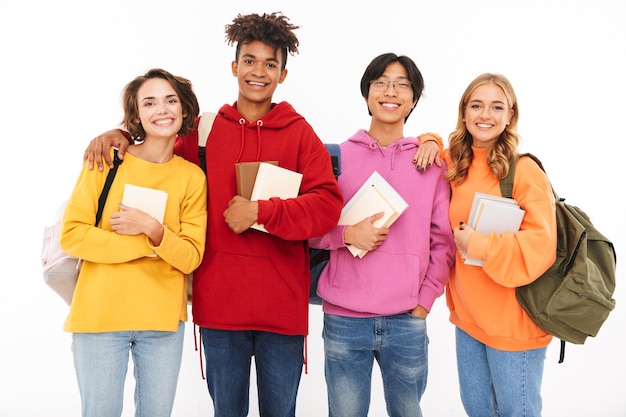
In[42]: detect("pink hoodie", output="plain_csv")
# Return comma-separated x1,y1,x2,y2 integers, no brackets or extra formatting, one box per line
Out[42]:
310,130,455,317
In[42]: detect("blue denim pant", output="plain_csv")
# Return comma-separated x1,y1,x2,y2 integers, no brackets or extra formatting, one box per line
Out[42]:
455,327,547,417
71,321,185,417
323,313,428,417
201,328,304,417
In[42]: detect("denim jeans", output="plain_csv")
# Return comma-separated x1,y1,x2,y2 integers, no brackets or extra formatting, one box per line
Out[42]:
71,321,185,417
323,313,428,417
201,328,304,417
455,327,547,417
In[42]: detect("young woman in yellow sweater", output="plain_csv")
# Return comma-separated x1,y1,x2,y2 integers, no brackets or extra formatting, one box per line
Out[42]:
60,69,207,417
415,73,557,417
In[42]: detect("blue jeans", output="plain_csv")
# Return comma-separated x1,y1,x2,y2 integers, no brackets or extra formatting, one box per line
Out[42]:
201,328,304,417
323,313,428,417
455,327,547,417
71,321,185,417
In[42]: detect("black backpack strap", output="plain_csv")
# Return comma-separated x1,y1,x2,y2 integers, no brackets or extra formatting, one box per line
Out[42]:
558,340,566,363
96,149,123,226
198,148,206,175
197,112,217,175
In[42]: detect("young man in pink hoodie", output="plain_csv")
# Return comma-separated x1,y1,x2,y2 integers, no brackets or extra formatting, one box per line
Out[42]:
309,53,455,417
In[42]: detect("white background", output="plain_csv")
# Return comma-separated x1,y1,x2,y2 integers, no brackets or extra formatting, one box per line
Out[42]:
1,0,624,415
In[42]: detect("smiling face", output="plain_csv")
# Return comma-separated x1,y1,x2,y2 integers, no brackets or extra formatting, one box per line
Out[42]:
366,62,417,129
136,77,184,141
232,40,287,111
463,83,514,148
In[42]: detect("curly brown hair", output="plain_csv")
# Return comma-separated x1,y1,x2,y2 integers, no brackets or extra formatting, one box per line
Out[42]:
225,12,300,71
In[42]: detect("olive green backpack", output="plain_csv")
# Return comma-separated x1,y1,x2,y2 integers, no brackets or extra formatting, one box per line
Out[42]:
501,153,617,363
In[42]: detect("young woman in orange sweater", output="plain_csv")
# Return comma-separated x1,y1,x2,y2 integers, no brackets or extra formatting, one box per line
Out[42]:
415,73,557,417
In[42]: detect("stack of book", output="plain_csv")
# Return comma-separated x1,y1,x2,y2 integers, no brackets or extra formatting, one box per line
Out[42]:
237,162,303,233
463,192,525,266
235,161,278,200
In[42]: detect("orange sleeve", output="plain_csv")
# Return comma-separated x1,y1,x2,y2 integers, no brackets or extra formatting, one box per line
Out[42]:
417,132,444,152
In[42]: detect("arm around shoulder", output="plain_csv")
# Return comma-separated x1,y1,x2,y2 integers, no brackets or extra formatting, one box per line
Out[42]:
84,129,132,171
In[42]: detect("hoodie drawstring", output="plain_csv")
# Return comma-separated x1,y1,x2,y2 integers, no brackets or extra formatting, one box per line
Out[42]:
390,142,404,170
256,120,263,161
193,324,205,380
368,140,404,170
304,335,309,375
235,118,263,163
235,118,246,162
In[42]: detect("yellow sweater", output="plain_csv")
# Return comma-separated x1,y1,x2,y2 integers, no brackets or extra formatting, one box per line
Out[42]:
445,147,557,351
61,151,207,333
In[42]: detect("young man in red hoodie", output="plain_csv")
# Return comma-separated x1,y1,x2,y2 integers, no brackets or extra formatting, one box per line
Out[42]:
83,12,342,417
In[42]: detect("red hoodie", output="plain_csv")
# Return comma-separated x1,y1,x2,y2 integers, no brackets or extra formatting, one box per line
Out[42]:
175,101,343,336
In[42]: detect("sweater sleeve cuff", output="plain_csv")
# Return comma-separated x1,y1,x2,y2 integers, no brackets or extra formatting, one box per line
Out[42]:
418,132,444,152
256,200,271,228
417,285,439,312
466,233,489,262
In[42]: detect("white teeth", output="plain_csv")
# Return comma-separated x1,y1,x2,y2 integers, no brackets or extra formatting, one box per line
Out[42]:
249,81,265,86
477,123,492,128
382,103,399,109
155,119,173,126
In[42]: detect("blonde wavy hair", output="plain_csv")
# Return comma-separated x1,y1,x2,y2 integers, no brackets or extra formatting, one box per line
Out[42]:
445,73,520,185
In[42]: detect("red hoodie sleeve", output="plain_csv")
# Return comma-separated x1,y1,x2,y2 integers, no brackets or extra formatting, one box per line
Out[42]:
257,133,343,241
173,116,201,166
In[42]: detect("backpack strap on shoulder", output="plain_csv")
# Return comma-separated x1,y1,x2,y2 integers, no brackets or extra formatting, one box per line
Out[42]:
324,143,341,178
197,112,217,174
503,152,568,362
499,152,547,199
96,149,123,226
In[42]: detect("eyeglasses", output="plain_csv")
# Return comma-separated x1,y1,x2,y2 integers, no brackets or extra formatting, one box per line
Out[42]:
370,79,412,91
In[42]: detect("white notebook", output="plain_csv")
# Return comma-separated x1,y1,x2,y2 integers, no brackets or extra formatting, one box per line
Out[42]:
122,184,168,224
339,171,409,258
464,192,525,266
250,162,303,233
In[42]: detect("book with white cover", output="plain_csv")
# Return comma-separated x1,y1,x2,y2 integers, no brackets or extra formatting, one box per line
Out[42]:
250,162,303,233
122,184,168,224
339,171,409,258
467,192,519,229
464,192,525,266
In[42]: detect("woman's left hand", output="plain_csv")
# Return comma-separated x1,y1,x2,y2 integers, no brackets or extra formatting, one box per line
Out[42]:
453,222,474,255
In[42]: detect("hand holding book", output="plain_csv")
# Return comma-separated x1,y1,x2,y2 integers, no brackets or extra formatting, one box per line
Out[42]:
343,211,390,256
339,171,408,258
462,192,525,266
235,162,303,233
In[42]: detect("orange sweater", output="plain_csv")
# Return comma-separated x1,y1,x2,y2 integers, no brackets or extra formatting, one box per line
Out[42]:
445,147,557,351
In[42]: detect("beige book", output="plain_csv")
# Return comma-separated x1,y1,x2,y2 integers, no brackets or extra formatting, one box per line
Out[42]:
121,184,168,224
464,192,525,266
339,171,409,258
249,162,303,233
235,161,278,200
122,184,168,258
